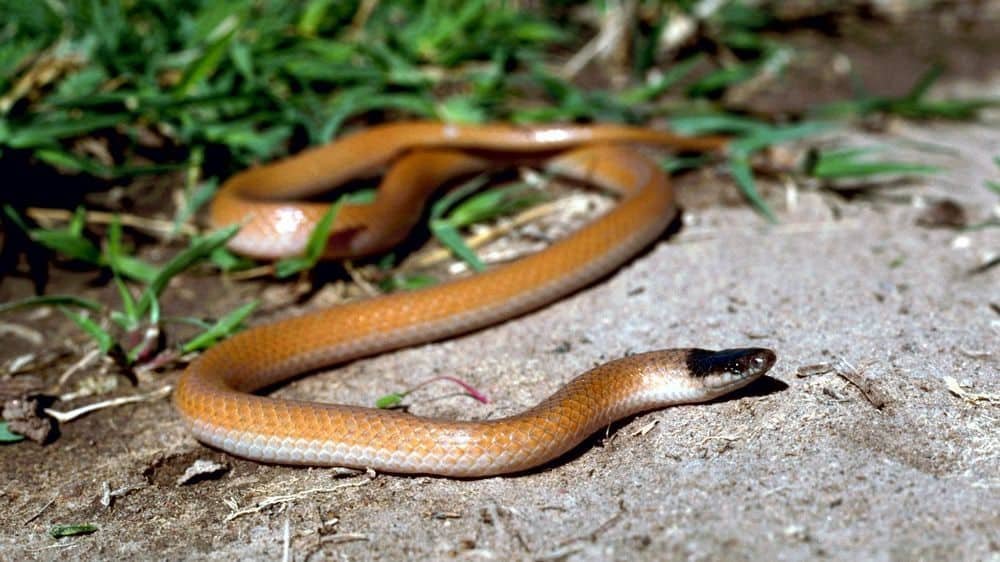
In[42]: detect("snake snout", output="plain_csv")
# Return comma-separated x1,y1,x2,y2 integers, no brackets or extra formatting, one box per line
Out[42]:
742,348,777,378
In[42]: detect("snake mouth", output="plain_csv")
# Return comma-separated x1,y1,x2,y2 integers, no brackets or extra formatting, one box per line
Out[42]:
686,347,777,392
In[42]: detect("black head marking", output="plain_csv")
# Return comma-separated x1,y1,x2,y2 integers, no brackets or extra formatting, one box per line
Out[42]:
685,348,777,379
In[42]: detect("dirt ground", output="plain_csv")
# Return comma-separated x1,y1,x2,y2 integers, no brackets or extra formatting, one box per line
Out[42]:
2,19,999,562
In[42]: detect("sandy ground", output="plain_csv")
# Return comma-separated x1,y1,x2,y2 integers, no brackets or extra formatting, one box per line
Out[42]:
1,117,996,560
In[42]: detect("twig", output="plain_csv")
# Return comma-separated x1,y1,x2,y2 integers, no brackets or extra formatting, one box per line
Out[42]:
835,358,886,410
22,497,56,525
282,515,292,562
944,377,1000,404
957,347,992,359
343,261,380,298
536,543,584,561
317,534,369,546
58,375,119,402
0,322,44,346
24,541,81,552
796,362,835,377
100,482,147,508
224,473,375,522
56,348,102,387
350,0,378,34
699,434,741,445
44,385,172,423
5,352,38,374
560,0,632,80
968,255,1000,275
26,207,198,237
629,419,658,437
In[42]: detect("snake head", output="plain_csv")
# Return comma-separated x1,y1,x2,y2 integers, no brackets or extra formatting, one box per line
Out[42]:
685,348,776,395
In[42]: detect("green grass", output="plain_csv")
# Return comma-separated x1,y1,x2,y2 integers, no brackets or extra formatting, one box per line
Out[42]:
813,64,999,120
48,524,98,539
427,175,547,272
3,204,159,282
806,146,942,180
1,0,571,169
375,375,490,409
0,1,809,184
2,1,995,366
0,219,250,368
0,422,26,443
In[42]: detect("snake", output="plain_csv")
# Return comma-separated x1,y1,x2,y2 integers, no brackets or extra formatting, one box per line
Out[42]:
173,122,777,477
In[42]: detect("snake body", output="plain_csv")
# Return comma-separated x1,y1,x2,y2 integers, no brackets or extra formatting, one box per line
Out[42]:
173,122,776,477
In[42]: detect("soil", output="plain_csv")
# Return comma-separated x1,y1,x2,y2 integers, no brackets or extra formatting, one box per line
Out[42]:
1,13,998,562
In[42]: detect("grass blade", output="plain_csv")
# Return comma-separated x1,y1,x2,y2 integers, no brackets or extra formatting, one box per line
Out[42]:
28,229,101,263
35,149,183,179
428,175,493,271
667,114,770,136
379,273,438,293
686,62,759,98
724,122,831,222
0,422,24,443
172,179,218,235
111,277,138,330
49,524,98,539
137,224,240,316
731,122,833,154
808,147,942,179
174,15,239,97
729,154,777,223
375,393,406,409
430,221,485,272
274,199,343,278
59,306,113,354
181,300,258,352
618,55,705,105
0,295,103,314
444,183,544,229
6,114,132,148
